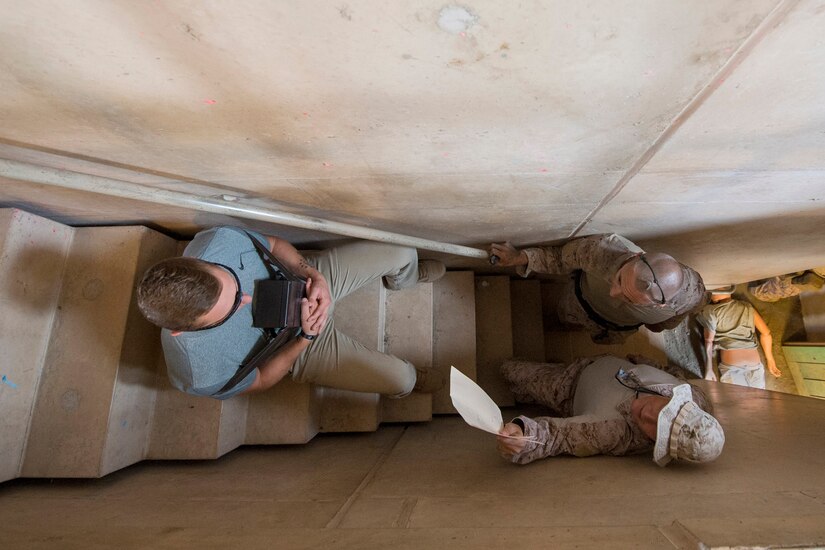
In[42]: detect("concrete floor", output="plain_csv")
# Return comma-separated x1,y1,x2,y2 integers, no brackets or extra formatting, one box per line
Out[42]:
3,382,825,549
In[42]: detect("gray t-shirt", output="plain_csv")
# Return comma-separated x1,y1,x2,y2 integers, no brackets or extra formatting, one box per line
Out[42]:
161,226,276,399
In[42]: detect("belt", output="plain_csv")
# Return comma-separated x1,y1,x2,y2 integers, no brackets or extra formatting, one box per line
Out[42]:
573,271,642,332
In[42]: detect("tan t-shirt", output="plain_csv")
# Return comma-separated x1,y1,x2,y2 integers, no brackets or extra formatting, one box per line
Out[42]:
696,299,757,350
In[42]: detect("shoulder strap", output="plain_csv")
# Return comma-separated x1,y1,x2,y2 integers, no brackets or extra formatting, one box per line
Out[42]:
244,231,304,282
212,327,299,397
211,231,307,397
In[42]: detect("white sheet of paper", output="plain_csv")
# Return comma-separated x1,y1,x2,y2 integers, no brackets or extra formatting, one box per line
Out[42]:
449,366,503,435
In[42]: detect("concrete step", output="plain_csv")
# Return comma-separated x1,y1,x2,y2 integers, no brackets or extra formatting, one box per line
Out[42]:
147,238,254,457
474,276,515,407
22,226,176,477
510,279,546,362
318,279,383,432
432,271,477,413
381,281,434,423
148,351,251,458
245,380,321,444
544,328,669,366
0,209,73,483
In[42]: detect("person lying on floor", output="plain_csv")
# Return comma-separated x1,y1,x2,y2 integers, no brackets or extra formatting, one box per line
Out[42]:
697,286,780,389
495,354,724,467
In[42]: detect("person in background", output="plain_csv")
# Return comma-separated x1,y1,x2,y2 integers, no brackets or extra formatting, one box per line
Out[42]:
749,269,825,303
696,286,780,389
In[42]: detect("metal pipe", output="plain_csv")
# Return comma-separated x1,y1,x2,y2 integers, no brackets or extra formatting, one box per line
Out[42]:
0,158,489,259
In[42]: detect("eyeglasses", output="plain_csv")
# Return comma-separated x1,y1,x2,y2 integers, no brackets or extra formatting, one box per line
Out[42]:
615,368,665,397
194,263,243,331
638,254,667,305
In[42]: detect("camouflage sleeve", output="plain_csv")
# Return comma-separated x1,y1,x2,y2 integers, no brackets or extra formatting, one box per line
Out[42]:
516,234,638,278
509,414,641,464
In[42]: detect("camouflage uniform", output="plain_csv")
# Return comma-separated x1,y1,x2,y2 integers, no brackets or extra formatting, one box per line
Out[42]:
517,234,705,343
501,355,711,465
749,275,803,302
748,271,825,303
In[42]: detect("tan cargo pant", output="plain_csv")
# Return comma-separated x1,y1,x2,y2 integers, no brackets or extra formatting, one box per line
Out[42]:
290,242,418,397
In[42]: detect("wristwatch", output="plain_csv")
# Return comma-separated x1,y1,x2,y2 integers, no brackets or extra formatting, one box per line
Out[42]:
298,329,317,341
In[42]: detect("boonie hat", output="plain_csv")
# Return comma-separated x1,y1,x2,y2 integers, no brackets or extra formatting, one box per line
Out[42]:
653,384,725,467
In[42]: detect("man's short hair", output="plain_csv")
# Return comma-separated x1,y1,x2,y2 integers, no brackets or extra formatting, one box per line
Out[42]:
137,257,221,331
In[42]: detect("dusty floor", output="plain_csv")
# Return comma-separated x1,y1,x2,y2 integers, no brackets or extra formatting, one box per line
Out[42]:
2,382,825,549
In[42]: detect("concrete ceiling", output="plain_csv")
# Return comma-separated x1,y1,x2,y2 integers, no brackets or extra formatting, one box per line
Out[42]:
1,0,823,284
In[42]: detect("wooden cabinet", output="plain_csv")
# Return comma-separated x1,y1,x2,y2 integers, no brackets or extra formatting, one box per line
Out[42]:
783,343,825,399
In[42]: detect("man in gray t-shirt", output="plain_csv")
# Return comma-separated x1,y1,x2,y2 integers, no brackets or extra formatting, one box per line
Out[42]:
137,226,445,400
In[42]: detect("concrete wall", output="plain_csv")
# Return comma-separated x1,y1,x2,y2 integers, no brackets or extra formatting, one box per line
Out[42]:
1,0,823,284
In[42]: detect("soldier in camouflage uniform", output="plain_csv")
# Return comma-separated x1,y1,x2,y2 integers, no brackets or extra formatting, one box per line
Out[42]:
490,234,705,344
496,355,724,467
749,270,825,303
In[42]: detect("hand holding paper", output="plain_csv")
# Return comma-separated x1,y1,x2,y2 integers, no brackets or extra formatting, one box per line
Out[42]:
449,367,503,435
449,367,536,442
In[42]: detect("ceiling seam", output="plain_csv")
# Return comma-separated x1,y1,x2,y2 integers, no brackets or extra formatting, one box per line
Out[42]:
568,0,801,239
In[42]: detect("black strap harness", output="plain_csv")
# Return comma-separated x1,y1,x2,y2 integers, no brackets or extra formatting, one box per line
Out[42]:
573,270,642,333
211,232,305,397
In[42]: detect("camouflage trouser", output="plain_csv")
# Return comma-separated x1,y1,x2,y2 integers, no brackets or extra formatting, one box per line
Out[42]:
500,358,589,416
749,276,800,303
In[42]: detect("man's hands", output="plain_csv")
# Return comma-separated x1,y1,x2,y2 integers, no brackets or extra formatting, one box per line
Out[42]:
490,242,528,267
767,360,782,378
704,364,718,382
497,423,527,459
302,277,330,336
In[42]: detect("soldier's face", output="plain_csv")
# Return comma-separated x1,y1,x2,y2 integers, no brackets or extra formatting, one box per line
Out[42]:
630,395,669,440
609,260,657,305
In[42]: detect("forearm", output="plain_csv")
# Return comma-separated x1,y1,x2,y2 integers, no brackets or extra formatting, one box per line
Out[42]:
250,336,311,393
518,246,563,277
759,332,776,367
520,234,634,277
704,341,715,374
267,236,323,280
